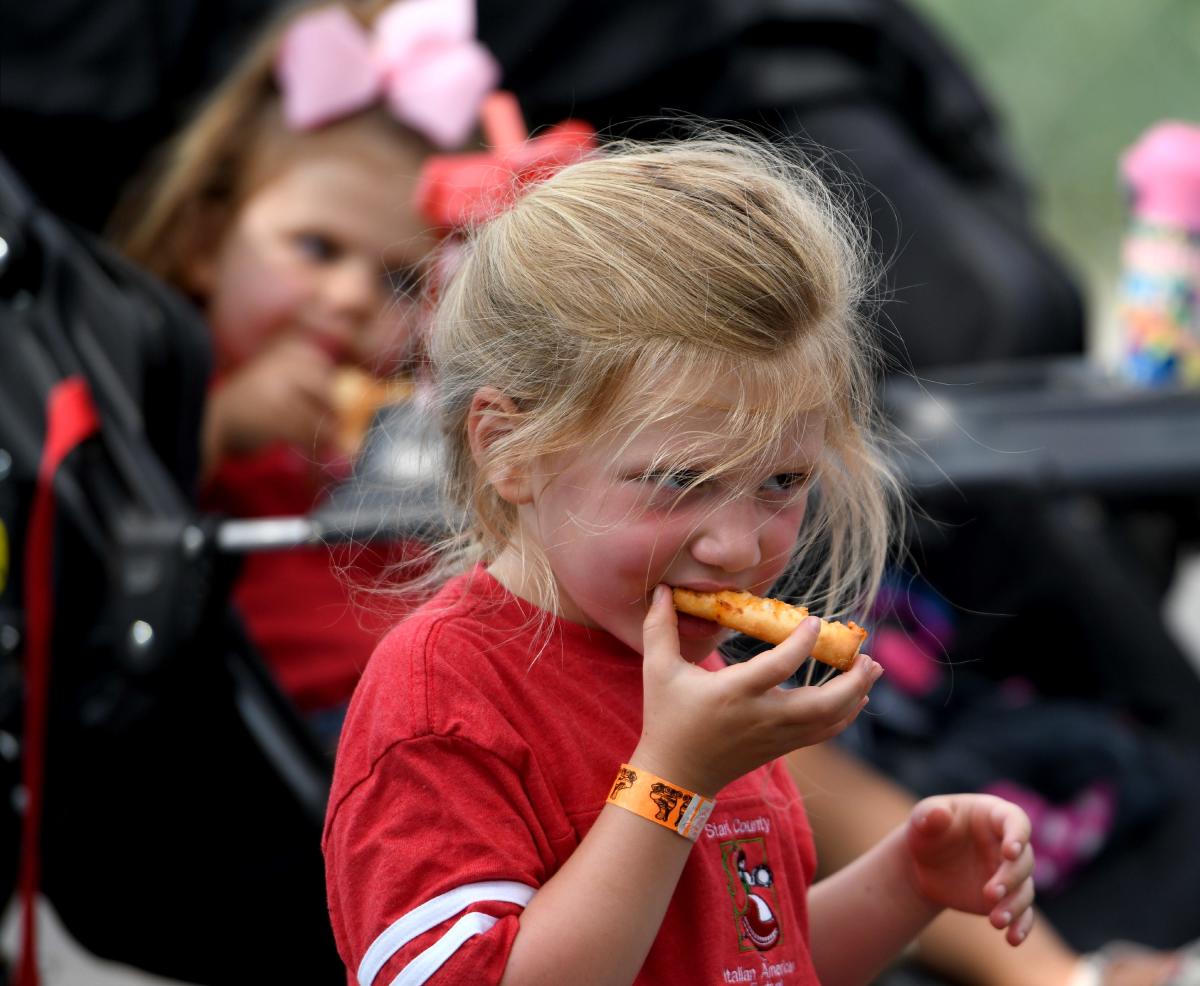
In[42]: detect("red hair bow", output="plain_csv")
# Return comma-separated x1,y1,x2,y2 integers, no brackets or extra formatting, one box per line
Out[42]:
416,91,598,229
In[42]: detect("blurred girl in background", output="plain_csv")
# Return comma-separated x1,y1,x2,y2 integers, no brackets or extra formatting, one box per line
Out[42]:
114,0,497,732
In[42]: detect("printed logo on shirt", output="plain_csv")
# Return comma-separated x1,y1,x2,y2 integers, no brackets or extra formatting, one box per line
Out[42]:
719,837,781,952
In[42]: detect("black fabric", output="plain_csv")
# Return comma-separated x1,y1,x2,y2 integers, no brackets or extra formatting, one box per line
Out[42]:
0,0,278,231
0,156,340,984
480,0,1086,370
906,492,1200,744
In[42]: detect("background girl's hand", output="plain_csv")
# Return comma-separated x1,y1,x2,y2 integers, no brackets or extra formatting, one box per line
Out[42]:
906,794,1036,946
632,585,883,797
204,336,338,467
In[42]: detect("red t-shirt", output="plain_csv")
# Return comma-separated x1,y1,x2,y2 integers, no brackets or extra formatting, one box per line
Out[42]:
324,568,821,986
204,443,412,713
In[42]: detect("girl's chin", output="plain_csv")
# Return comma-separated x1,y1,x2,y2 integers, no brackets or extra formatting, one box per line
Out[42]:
675,612,728,642
676,618,729,662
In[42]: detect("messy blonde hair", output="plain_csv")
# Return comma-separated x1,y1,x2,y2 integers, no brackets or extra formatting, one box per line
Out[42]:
112,0,429,291
426,135,902,620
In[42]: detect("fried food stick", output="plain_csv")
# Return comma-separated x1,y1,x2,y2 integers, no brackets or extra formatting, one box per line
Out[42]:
671,588,867,672
331,367,413,456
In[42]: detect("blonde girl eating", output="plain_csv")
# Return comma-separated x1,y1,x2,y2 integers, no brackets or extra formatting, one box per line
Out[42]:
324,136,1036,985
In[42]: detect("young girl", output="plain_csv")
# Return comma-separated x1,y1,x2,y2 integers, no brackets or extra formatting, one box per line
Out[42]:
324,137,1036,984
113,0,500,721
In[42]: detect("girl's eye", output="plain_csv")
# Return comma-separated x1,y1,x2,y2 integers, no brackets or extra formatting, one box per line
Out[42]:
295,232,340,262
639,469,707,491
761,472,810,495
386,264,422,297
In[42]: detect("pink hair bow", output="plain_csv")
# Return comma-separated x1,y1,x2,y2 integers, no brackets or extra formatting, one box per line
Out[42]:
275,0,500,149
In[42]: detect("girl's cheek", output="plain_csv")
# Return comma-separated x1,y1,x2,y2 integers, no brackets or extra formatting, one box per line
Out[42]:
758,504,808,578
639,511,705,576
212,308,279,369
355,300,421,365
213,272,310,367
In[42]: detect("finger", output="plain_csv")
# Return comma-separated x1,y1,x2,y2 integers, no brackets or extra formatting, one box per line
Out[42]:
834,651,883,687
1006,906,1035,947
733,616,823,691
641,585,682,667
989,840,1035,905
910,796,955,842
282,390,337,450
768,660,873,731
292,357,338,408
990,800,1032,862
313,408,341,453
990,875,1035,935
813,693,872,744
789,654,881,722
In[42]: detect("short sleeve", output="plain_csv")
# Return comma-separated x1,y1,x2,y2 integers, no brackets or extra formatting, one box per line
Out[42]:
325,732,559,986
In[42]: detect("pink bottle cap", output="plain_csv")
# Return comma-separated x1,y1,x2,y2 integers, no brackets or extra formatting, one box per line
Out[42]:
1120,120,1200,230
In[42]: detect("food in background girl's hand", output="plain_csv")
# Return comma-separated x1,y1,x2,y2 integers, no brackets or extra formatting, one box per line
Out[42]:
331,366,413,457
671,587,867,671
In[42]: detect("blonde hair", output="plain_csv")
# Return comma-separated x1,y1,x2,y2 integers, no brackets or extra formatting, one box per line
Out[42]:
425,135,902,620
112,0,429,291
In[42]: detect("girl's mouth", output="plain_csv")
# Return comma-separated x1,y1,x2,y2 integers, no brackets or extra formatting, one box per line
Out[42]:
306,329,351,363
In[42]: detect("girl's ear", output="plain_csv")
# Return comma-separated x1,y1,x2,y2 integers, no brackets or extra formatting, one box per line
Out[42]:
467,387,533,505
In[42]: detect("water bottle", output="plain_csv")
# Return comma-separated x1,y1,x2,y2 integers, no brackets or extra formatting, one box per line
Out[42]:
1117,120,1200,386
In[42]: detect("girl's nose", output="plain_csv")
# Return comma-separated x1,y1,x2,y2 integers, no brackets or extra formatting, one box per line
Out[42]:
689,499,764,573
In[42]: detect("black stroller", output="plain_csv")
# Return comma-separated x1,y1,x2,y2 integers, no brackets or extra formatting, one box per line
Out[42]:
0,154,343,985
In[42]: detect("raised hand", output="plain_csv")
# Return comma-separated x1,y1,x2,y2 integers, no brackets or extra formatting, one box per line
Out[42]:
205,336,338,466
632,584,883,797
906,794,1036,946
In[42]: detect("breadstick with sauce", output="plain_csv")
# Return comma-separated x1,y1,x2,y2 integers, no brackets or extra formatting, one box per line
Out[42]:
331,367,413,457
671,587,867,672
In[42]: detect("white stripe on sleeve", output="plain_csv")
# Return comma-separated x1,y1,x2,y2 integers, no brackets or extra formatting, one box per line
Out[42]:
358,880,536,986
388,911,497,986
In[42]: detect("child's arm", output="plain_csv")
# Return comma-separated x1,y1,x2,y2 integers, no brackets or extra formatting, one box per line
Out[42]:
791,742,1079,986
807,794,1035,986
497,788,692,986
498,586,882,986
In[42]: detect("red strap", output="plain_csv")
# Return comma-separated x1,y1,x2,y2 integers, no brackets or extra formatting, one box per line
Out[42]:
18,377,100,986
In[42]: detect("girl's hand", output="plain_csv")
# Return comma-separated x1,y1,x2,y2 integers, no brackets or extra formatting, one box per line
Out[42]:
205,337,338,466
906,794,1036,946
632,584,883,797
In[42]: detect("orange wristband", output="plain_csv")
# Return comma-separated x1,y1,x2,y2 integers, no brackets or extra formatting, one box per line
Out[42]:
606,764,715,841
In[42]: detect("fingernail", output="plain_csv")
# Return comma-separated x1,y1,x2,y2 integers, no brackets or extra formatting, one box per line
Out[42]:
993,884,1006,900
804,616,821,633
1001,911,1012,926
